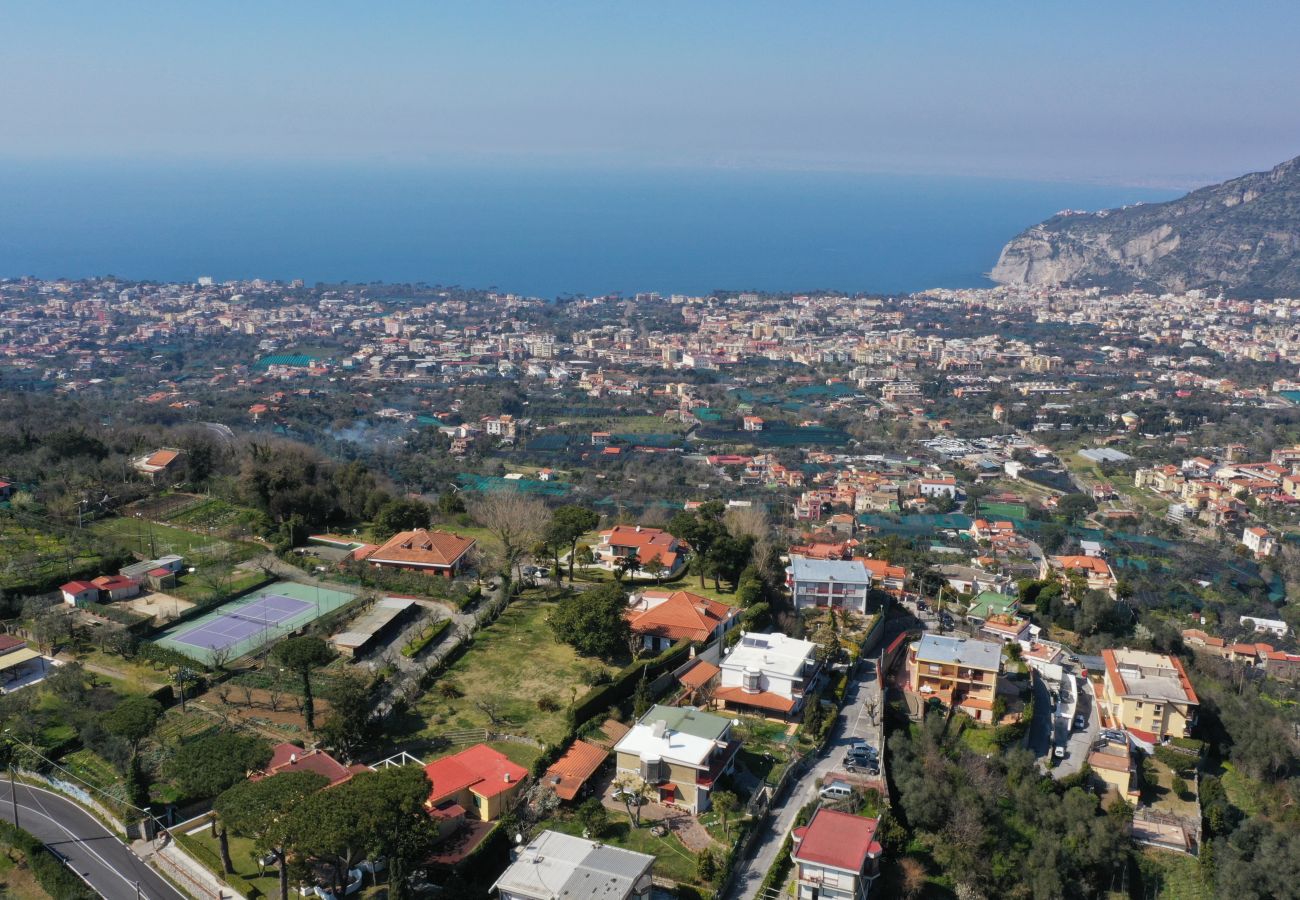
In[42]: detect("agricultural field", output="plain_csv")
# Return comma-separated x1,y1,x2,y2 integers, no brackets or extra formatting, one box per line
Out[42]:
0,524,106,591
89,516,257,563
411,596,619,747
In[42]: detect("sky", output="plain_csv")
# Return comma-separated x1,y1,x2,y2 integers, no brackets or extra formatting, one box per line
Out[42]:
3,1,1299,187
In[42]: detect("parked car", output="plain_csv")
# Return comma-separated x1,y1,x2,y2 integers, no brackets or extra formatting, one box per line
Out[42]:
1102,729,1126,744
1053,745,1066,760
847,744,878,761
819,781,855,801
612,789,644,806
1073,714,1086,731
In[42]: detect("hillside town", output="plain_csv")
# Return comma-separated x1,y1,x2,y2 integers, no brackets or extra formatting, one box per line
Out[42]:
1,275,1299,900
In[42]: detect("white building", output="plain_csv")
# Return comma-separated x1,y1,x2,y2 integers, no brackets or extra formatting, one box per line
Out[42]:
714,632,824,718
1242,526,1278,559
1239,616,1289,638
786,556,872,614
492,830,654,900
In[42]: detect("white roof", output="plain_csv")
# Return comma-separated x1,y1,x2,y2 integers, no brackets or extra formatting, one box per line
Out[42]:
721,632,816,679
491,830,654,899
614,722,716,769
788,555,870,584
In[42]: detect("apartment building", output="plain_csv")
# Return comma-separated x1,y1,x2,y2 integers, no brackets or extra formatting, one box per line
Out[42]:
787,556,872,614
1097,648,1199,746
493,830,654,900
909,634,1003,723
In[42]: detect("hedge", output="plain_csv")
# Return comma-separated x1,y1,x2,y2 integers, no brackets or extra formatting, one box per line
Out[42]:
401,619,451,658
566,639,692,728
0,819,98,900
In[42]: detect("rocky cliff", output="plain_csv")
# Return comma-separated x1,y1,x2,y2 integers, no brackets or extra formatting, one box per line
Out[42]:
991,155,1300,297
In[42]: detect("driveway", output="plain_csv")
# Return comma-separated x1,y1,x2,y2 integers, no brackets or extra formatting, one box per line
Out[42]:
1054,672,1099,778
0,781,185,900
724,659,877,900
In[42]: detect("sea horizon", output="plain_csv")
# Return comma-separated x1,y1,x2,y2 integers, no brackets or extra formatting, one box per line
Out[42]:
0,160,1180,297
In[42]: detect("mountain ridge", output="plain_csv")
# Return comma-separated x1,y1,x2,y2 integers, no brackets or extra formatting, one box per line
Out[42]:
991,155,1300,297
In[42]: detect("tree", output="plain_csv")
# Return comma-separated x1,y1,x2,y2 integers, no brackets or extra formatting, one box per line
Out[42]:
216,771,328,900
642,557,667,584
669,506,726,590
613,773,653,827
696,849,718,883
577,796,609,838
900,857,927,899
102,696,162,762
170,732,272,800
712,790,739,839
371,498,431,540
471,490,551,580
273,636,334,730
548,582,631,660
316,674,374,759
614,547,640,582
548,505,601,581
708,534,756,590
631,667,652,719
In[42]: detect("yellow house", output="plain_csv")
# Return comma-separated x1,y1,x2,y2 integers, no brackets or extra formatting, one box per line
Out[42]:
1097,649,1198,746
1087,741,1138,800
909,634,1003,723
613,705,740,814
423,743,528,833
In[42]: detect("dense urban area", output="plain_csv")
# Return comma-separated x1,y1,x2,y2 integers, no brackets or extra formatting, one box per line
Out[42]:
1,274,1299,900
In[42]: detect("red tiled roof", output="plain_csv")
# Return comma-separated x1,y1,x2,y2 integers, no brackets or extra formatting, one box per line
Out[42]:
679,660,721,690
627,591,736,642
369,529,475,568
543,739,608,802
144,449,181,468
792,807,880,873
92,575,138,590
424,743,527,807
257,743,360,787
714,686,796,713
60,581,99,594
0,634,26,653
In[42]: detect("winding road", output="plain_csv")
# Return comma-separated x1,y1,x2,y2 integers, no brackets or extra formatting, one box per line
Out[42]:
0,780,187,900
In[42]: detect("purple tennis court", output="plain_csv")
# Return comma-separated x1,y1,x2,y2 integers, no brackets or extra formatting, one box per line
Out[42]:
172,594,313,651
154,579,358,664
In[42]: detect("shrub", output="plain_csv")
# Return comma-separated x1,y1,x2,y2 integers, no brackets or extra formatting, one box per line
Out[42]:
537,694,560,712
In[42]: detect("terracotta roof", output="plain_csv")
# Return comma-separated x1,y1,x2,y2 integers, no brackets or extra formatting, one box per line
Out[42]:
257,743,361,787
679,660,721,690
543,739,608,801
369,529,475,568
792,807,881,873
600,525,684,569
424,743,527,807
0,634,26,653
144,449,181,468
714,685,796,713
92,575,138,590
60,581,98,594
627,591,736,642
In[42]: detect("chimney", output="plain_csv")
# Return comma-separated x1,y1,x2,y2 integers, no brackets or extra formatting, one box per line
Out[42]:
636,525,642,533
504,772,511,783
290,753,297,764
650,719,667,738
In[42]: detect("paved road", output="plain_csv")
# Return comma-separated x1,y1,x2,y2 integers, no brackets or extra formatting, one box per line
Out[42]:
0,781,187,900
724,611,912,900
1055,673,1099,777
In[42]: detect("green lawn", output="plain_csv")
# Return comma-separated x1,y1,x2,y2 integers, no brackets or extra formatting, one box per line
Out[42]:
1137,848,1208,900
170,569,268,603
185,828,281,899
1217,761,1264,817
540,812,703,885
412,597,618,746
958,722,1002,756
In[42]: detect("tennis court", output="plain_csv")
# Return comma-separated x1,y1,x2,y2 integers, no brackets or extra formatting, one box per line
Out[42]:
154,580,357,664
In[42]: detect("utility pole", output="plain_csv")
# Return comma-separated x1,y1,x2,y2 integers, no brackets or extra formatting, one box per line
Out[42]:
8,765,17,829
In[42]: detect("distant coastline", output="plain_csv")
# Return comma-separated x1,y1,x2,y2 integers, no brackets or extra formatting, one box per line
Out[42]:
0,162,1179,298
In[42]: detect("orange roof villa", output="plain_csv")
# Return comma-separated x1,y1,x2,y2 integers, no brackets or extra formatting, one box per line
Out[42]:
366,528,476,578
594,525,689,578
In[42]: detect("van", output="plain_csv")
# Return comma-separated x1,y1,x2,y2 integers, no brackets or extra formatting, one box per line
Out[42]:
819,781,854,801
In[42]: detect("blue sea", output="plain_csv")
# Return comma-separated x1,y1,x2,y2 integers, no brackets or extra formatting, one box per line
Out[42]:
0,162,1179,297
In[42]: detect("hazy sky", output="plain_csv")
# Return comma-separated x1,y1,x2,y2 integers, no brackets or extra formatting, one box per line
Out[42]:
4,1,1298,186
